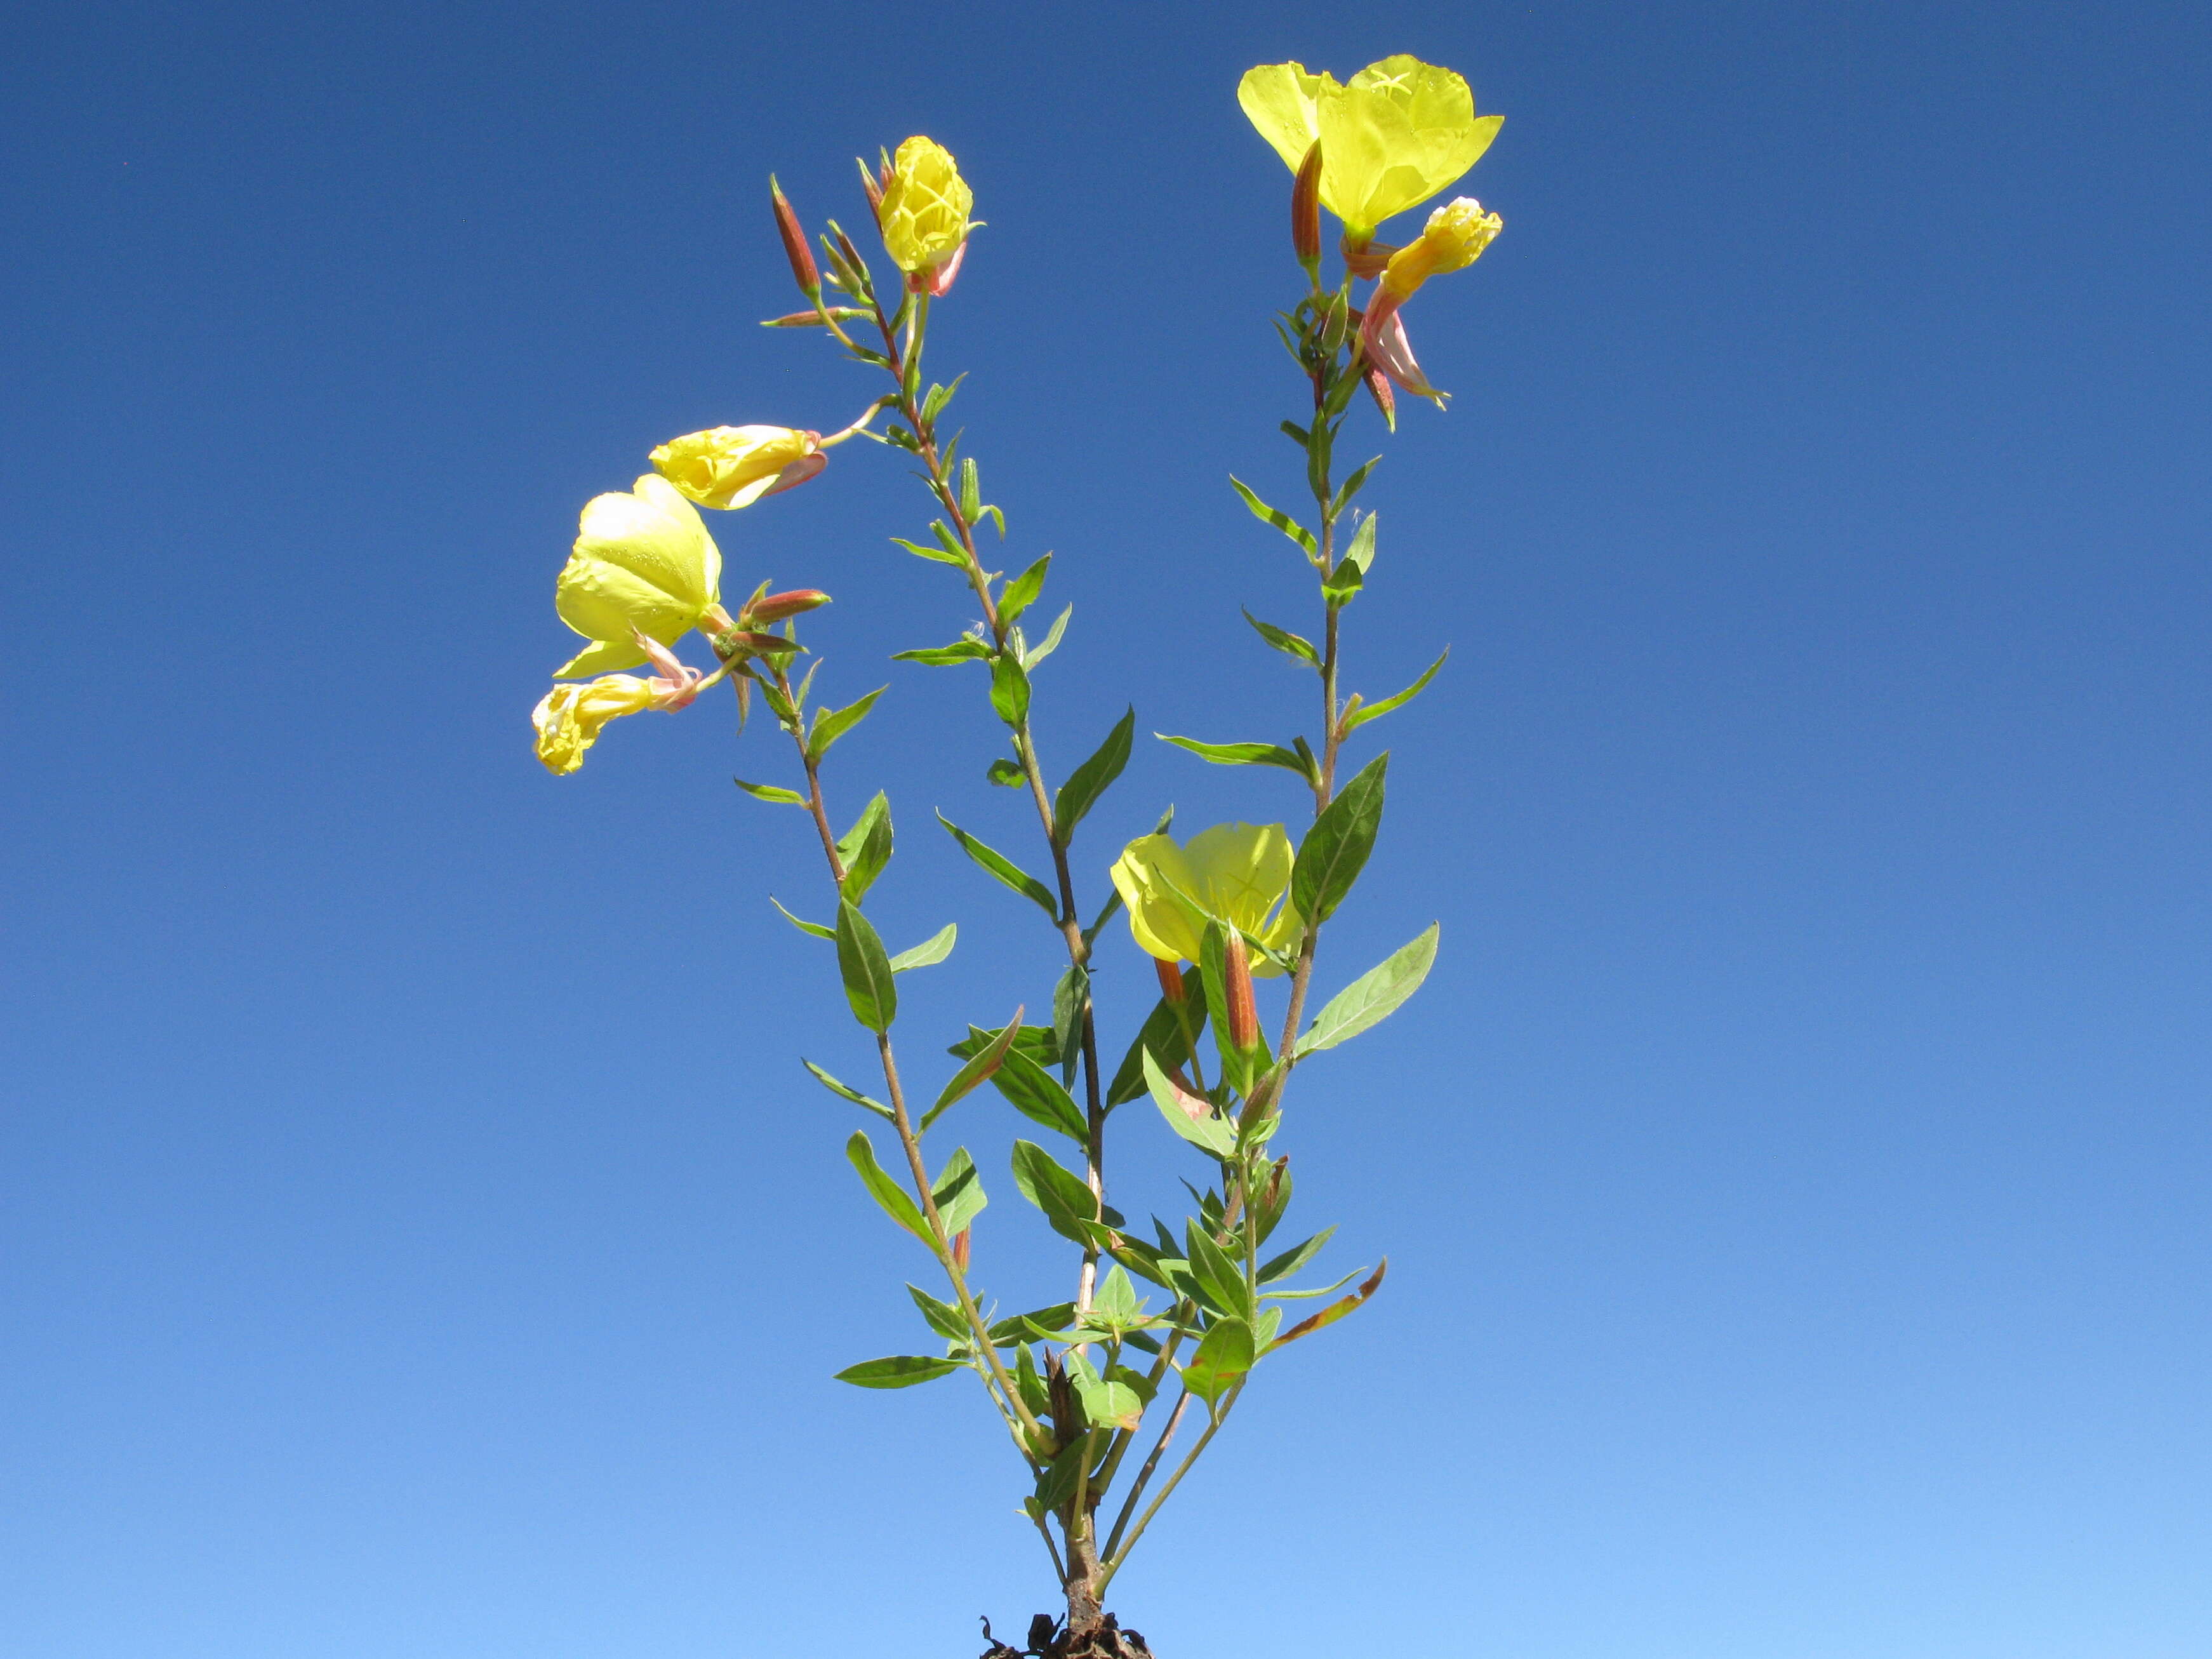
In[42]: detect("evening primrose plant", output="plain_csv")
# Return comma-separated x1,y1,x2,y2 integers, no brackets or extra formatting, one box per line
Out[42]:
528,54,1504,1659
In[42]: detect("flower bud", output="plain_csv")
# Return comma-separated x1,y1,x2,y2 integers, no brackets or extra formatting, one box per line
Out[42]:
951,1227,971,1273
1155,957,1189,1005
742,588,833,625
1223,931,1260,1053
1291,140,1323,269
651,426,823,511
769,177,820,298
879,135,975,295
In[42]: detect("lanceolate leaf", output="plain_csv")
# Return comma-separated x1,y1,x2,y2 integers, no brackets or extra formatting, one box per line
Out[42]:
834,898,898,1032
802,1058,892,1119
1228,476,1318,556
906,1283,968,1342
1156,733,1317,783
1342,507,1379,573
1243,610,1321,669
808,686,886,761
989,1046,1091,1144
846,1129,928,1242
892,535,968,567
891,638,993,665
733,776,807,805
836,792,893,904
1023,604,1072,669
887,922,957,973
937,813,1060,918
1051,707,1134,844
1180,1316,1255,1406
932,1146,988,1237
1142,1049,1236,1157
1291,752,1387,928
999,554,1051,625
989,651,1031,726
1107,994,1203,1107
769,896,836,940
835,1354,963,1389
921,1008,1025,1132
1256,1225,1336,1286
1009,1138,1105,1247
1269,1259,1388,1352
1294,923,1439,1056
1343,648,1448,732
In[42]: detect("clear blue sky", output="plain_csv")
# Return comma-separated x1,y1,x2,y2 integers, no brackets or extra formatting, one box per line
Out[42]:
5,3,2208,1655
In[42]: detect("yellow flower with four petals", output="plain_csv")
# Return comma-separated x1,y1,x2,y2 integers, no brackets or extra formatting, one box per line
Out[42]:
1110,823,1302,976
552,474,723,678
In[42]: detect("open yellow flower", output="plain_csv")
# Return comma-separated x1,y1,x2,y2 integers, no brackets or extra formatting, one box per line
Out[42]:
651,425,823,510
552,474,722,678
879,135,974,291
1238,55,1502,245
531,674,655,775
1110,823,1301,975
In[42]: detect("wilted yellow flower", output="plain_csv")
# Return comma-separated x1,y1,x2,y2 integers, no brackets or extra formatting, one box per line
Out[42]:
1378,196,1502,300
531,674,655,775
553,474,722,678
1110,823,1301,975
651,425,823,510
879,135,974,286
1238,55,1502,244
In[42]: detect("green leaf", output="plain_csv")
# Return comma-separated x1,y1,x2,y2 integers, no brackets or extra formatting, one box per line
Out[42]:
1257,1226,1336,1286
1049,963,1088,1081
1291,752,1387,929
892,638,992,665
1015,1343,1053,1418
834,898,898,1032
1083,887,1125,950
1156,733,1317,783
1106,994,1203,1108
1342,508,1379,573
906,1283,968,1342
1180,1316,1255,1406
1343,648,1448,732
1023,604,1071,669
989,1047,1091,1144
932,1145,988,1237
1066,1350,1144,1432
733,777,806,805
986,757,1026,787
1009,1138,1105,1247
846,1129,928,1241
989,651,1031,726
1141,1049,1236,1157
1332,459,1382,522
1228,476,1318,556
921,373,967,426
1185,1220,1255,1321
891,535,968,567
835,792,893,905
930,520,967,562
1092,1264,1143,1326
947,1023,1062,1065
1280,420,1310,446
936,813,1060,918
887,922,957,973
1269,1260,1387,1351
1321,557,1364,609
921,1010,1026,1132
1051,707,1133,844
803,1058,892,1119
768,896,836,940
1034,1437,1088,1509
808,685,886,762
999,554,1051,626
1295,923,1438,1056
1243,610,1321,669
836,1354,963,1389
990,1302,1079,1346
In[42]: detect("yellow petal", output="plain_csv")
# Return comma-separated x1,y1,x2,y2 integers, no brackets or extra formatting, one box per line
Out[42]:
554,474,723,656
880,136,974,274
1319,55,1501,237
651,425,815,510
554,636,650,679
1110,835,1208,964
1236,62,1335,173
1182,822,1296,938
531,674,655,775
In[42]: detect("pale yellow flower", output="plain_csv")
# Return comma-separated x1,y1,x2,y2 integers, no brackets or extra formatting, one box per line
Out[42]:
552,474,722,677
1238,55,1502,244
650,425,822,510
1110,823,1301,975
879,136,974,283
1378,196,1503,300
531,674,655,775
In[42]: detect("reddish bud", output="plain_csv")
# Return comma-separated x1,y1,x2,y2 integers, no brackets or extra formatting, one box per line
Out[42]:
1291,141,1323,268
743,588,832,626
857,154,886,225
1155,957,1188,1004
950,1227,971,1273
1223,932,1260,1053
770,178,820,298
1341,233,1399,281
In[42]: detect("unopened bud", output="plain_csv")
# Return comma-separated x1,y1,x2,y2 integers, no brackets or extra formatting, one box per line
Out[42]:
1291,140,1323,269
770,178,820,298
743,588,832,626
1155,957,1188,1004
856,154,885,224
1223,931,1260,1052
950,1227,971,1272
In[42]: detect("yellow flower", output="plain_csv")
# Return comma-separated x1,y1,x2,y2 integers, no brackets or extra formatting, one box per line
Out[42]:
650,425,822,510
879,135,973,278
1110,823,1302,975
1238,55,1502,244
531,674,655,775
1378,196,1502,300
552,474,722,677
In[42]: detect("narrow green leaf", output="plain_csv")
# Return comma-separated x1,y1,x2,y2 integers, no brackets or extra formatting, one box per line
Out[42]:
1185,1221,1255,1321
834,898,898,1032
887,922,957,974
989,651,1031,726
1050,963,1088,1082
836,1354,962,1389
1009,1138,1105,1247
1051,707,1133,844
1269,1259,1387,1351
1291,752,1388,928
932,1146,988,1237
1244,610,1320,669
1023,604,1072,669
936,813,1060,918
846,1129,928,1241
979,504,1008,540
946,1023,1062,1065
921,372,967,426
1333,458,1382,521
836,792,893,905
768,896,836,940
906,1283,968,1342
990,1048,1091,1144
1295,923,1438,1056
1280,420,1310,446
1156,733,1317,782
1228,476,1318,556
921,1008,1025,1132
1342,509,1379,573
891,535,968,567
1342,648,1449,731
1256,1226,1335,1286
808,685,886,762
998,554,1051,626
1034,1437,1088,1509
1082,887,1125,950
989,1302,1078,1346
803,1058,892,1119
930,520,966,561
733,777,806,805
1180,1316,1255,1406
891,638,992,665
1106,994,1203,1108
1141,1049,1236,1157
